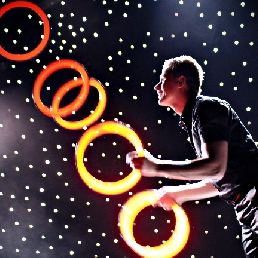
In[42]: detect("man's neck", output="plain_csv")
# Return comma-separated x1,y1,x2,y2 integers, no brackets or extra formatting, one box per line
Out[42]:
180,94,198,118
172,94,189,116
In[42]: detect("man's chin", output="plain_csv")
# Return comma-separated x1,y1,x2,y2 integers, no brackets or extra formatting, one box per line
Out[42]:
158,99,167,106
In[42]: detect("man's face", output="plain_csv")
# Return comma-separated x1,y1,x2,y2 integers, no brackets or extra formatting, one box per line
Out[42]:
154,71,179,107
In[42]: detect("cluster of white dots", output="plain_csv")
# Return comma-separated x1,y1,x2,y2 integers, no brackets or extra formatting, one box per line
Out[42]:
0,0,255,256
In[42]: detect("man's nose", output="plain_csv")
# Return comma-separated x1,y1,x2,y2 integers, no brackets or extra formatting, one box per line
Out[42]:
154,83,160,90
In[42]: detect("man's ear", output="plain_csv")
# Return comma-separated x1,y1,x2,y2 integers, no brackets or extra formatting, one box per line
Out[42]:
177,76,187,87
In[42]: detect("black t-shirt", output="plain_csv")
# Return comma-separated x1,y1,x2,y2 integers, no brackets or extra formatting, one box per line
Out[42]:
179,95,258,201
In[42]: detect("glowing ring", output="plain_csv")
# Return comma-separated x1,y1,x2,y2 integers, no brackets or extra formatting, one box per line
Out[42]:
53,77,107,130
119,190,190,258
33,59,90,117
76,121,144,195
0,1,50,61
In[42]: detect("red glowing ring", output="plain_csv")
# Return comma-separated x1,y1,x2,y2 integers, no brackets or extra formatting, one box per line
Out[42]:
76,121,144,195
53,77,107,130
33,59,90,117
0,1,50,61
119,190,190,258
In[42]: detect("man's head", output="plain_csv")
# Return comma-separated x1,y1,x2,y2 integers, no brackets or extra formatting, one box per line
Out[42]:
154,56,204,114
161,55,204,95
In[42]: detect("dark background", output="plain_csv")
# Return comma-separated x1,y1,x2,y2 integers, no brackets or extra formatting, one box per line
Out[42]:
0,0,258,257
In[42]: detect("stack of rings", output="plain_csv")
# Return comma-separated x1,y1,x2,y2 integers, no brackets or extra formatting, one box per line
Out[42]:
33,59,109,130
32,58,190,256
32,59,144,194
1,1,191,254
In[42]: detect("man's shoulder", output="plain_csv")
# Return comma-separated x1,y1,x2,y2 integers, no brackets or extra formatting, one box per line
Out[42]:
196,95,230,108
197,95,224,103
194,95,231,117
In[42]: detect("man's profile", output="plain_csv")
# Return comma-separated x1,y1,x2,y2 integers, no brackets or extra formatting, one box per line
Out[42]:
127,56,258,258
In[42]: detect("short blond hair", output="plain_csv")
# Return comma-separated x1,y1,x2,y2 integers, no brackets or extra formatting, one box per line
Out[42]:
162,55,204,94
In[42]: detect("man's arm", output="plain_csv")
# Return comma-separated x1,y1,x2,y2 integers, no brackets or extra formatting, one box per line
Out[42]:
155,180,220,210
127,140,228,181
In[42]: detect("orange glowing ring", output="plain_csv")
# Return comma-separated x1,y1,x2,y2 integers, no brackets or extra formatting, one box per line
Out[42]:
53,77,107,130
76,121,144,195
119,190,190,258
0,1,50,61
33,59,90,117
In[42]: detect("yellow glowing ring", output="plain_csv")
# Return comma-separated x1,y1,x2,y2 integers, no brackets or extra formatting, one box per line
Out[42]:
0,1,50,61
119,190,190,258
53,77,107,130
33,59,90,117
76,121,144,195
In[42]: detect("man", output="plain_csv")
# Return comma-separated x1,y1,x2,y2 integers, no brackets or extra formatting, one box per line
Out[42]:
126,56,258,258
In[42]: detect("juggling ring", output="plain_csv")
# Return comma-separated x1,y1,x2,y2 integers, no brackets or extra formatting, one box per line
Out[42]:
0,1,50,61
76,121,144,195
33,59,90,118
53,77,107,130
119,190,190,258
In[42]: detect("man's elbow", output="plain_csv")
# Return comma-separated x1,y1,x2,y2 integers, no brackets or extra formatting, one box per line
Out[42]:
210,163,226,179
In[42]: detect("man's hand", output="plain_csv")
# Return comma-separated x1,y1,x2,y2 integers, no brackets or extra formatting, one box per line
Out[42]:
153,187,183,211
126,150,159,177
154,195,178,211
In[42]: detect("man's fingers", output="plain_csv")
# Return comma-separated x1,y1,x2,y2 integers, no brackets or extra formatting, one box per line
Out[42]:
131,158,144,170
152,202,158,208
153,201,172,211
152,192,175,211
126,151,144,170
126,151,138,164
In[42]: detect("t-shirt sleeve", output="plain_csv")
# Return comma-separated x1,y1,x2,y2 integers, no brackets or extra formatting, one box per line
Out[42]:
196,101,230,143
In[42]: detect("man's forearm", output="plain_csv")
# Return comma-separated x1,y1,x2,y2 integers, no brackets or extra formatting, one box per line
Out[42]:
162,180,220,203
156,158,224,180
